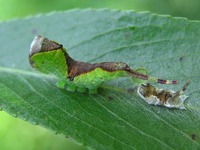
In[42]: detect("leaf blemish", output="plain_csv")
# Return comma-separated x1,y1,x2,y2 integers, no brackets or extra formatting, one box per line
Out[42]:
191,134,198,140
179,56,185,62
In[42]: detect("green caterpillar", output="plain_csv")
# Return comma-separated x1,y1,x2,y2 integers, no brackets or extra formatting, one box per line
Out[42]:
29,36,178,94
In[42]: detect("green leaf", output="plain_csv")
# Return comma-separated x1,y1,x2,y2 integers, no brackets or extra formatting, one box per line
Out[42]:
0,9,200,149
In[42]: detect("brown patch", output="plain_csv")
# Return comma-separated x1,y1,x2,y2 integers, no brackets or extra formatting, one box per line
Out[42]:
142,83,172,104
142,83,157,97
156,90,173,105
191,134,198,140
40,38,62,52
66,54,131,80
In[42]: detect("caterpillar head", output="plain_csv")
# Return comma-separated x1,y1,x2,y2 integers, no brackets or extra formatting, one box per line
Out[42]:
29,35,63,66
29,36,68,78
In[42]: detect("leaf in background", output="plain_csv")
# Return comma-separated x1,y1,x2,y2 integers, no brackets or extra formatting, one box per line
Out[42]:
0,9,200,150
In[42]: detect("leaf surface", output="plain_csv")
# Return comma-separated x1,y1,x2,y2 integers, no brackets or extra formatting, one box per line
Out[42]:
0,9,200,150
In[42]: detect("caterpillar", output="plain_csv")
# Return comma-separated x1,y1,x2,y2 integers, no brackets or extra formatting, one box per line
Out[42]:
29,35,178,94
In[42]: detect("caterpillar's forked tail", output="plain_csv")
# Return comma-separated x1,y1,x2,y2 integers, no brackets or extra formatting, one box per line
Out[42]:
128,69,178,84
148,76,178,84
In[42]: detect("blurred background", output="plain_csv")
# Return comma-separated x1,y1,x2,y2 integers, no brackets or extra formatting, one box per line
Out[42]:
0,0,199,150
1,0,200,21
